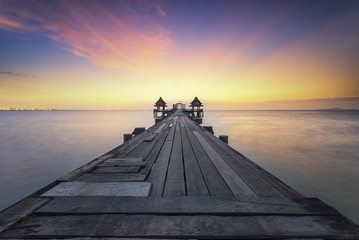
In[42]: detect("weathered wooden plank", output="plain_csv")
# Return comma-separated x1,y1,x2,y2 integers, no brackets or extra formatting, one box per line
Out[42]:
105,125,156,156
92,166,141,173
180,118,185,128
113,130,154,158
40,182,151,197
3,214,358,238
107,117,166,157
0,198,50,232
75,173,146,182
193,131,257,198
163,120,185,196
147,118,177,196
143,132,158,142
137,133,166,160
98,160,146,167
140,123,171,177
199,130,283,198
125,141,152,158
286,239,324,240
105,158,143,162
182,117,233,196
58,153,114,182
154,122,166,134
133,118,173,170
36,197,340,216
180,118,209,196
40,238,187,240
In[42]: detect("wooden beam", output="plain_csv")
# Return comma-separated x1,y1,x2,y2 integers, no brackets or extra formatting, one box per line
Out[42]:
193,131,257,198
180,117,209,196
147,117,177,196
37,197,340,216
182,117,233,196
163,119,185,196
40,182,151,197
0,198,50,232
2,214,358,239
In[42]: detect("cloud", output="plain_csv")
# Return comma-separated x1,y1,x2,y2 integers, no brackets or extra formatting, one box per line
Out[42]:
0,0,171,76
311,97,359,103
0,71,30,77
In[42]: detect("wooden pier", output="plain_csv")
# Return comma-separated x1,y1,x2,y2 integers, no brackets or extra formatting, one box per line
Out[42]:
1,110,359,239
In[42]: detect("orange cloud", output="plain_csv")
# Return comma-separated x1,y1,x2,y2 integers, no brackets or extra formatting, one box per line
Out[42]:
0,0,171,77
0,17,23,28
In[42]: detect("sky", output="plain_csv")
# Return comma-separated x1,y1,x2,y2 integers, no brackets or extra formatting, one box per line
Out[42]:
1,0,359,110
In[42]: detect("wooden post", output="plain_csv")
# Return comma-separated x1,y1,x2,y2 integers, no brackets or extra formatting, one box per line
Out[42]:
123,133,132,142
219,135,228,144
203,126,214,134
133,127,145,136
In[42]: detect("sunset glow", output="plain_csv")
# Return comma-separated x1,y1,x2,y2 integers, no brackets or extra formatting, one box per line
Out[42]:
1,0,359,109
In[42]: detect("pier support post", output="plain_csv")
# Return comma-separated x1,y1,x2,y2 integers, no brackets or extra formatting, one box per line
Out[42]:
124,133,133,143
203,126,214,134
219,135,228,144
133,127,145,136
193,118,202,124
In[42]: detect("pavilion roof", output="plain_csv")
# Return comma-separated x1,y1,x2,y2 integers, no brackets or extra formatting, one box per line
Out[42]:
190,97,203,107
154,97,167,107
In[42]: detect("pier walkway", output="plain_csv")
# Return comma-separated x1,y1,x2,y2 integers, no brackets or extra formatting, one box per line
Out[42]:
1,111,359,239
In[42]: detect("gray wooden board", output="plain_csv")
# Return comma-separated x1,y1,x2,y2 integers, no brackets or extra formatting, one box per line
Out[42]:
38,238,192,240
135,118,172,164
142,132,158,142
163,120,185,196
105,124,157,156
147,118,176,196
2,214,359,238
75,173,146,182
98,161,147,167
36,196,340,215
110,119,165,157
92,166,141,173
193,131,257,198
125,141,152,158
180,117,209,196
105,158,143,162
140,123,171,177
200,131,283,198
40,182,151,197
58,153,114,182
113,130,153,158
182,117,233,196
154,122,165,134
0,198,50,232
137,134,165,159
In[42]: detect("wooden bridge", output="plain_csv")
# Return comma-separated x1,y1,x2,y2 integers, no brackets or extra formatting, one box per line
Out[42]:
1,110,359,239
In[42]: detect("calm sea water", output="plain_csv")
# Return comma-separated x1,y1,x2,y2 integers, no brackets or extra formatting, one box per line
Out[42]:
0,110,358,223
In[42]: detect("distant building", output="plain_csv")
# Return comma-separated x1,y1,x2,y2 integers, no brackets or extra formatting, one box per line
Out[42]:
173,102,185,111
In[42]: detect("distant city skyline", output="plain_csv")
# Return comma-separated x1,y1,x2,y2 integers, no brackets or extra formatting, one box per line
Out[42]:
1,0,359,110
